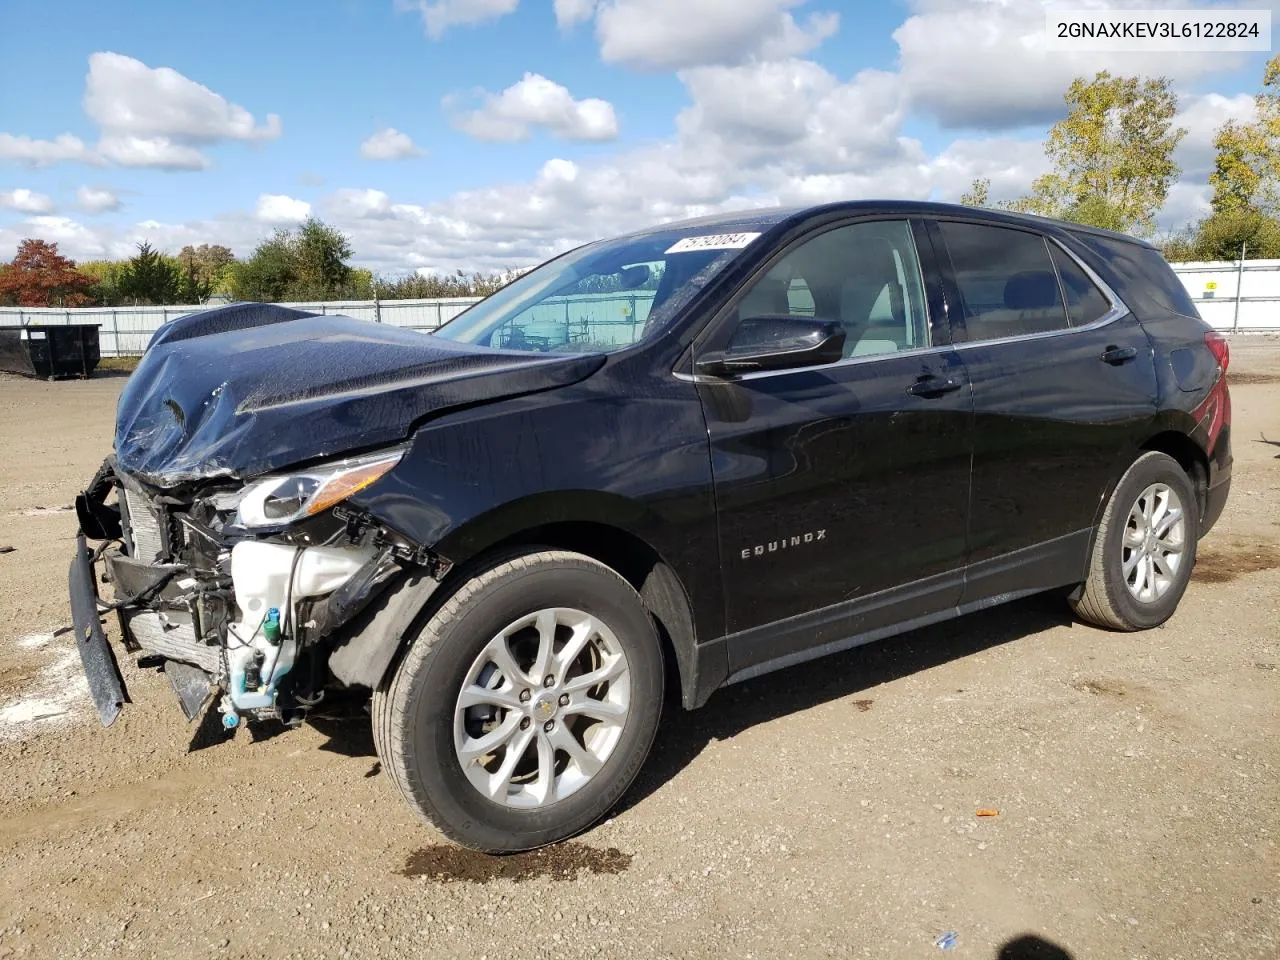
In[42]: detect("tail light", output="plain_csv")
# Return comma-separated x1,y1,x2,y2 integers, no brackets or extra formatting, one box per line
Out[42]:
1205,331,1230,374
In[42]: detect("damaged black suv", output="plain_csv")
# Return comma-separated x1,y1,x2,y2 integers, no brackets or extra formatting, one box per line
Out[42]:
71,201,1232,852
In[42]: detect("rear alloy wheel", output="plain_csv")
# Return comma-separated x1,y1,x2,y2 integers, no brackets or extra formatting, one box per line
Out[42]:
373,550,663,852
1072,451,1199,631
1120,482,1188,604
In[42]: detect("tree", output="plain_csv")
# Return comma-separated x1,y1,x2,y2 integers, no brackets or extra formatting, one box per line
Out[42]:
118,241,181,305
372,268,526,300
0,239,95,306
176,244,236,301
230,230,296,302
1010,72,1186,235
77,259,129,305
292,218,353,299
1160,54,1280,262
960,177,990,207
230,219,358,302
1209,54,1280,215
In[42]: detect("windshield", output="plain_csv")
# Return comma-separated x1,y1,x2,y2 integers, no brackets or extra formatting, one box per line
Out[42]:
430,228,764,353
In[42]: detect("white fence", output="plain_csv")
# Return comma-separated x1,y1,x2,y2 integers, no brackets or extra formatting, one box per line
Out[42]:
1171,259,1280,332
0,297,484,357
0,260,1277,357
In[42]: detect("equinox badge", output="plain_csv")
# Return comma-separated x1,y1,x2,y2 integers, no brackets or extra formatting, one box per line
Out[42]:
741,530,827,559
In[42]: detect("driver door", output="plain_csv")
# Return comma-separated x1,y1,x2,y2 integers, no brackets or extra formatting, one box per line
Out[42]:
693,219,974,676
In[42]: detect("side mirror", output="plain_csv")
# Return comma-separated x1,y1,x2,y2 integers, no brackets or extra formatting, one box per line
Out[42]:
697,316,846,376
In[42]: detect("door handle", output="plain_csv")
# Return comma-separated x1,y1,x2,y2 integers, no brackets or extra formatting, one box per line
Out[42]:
906,375,963,398
1101,345,1138,365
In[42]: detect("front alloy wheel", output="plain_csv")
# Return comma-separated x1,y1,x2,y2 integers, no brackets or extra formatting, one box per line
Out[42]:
374,550,663,853
454,608,631,808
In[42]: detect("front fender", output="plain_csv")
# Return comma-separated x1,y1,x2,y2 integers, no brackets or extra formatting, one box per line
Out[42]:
347,385,723,644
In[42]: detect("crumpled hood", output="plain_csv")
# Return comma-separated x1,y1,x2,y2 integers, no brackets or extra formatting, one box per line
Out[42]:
115,303,604,488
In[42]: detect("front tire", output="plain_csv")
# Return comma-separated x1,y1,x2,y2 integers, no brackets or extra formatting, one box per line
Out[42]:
373,549,663,852
1071,451,1199,631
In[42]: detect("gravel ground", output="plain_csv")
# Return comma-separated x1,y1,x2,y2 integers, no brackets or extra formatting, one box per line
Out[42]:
0,341,1277,960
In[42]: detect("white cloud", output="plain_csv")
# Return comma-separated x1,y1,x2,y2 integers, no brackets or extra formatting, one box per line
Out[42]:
359,127,425,160
676,61,909,172
0,188,55,214
450,73,619,142
0,52,281,172
894,0,1252,130
1173,92,1256,179
0,133,101,168
12,216,113,259
1156,179,1214,233
76,185,121,213
554,0,597,27
84,52,281,144
397,0,520,38
254,194,311,223
592,0,839,71
97,135,210,170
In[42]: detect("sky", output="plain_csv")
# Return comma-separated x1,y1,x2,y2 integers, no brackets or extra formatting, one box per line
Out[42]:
0,0,1276,276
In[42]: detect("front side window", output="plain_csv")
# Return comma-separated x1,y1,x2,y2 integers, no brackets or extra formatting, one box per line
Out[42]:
432,228,767,353
939,222,1069,342
729,220,929,358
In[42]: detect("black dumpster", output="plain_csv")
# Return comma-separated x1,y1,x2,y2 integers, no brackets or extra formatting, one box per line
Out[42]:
0,325,101,379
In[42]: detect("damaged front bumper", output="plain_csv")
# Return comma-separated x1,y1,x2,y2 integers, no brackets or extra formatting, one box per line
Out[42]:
68,533,129,726
69,456,447,730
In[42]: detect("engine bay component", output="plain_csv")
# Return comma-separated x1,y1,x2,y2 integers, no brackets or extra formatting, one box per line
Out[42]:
219,540,375,723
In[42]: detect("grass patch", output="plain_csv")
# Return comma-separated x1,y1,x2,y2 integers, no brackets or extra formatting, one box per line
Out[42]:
98,355,143,373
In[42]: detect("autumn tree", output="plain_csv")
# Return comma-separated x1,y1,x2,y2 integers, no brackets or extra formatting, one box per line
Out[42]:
0,239,95,306
1010,72,1185,235
960,177,991,207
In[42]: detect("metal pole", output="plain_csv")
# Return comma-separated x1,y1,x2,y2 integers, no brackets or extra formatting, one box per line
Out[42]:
374,291,382,323
111,309,120,358
1233,241,1247,333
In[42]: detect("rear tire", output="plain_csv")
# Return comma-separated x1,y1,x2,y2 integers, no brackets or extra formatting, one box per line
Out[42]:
1071,451,1198,631
372,549,663,853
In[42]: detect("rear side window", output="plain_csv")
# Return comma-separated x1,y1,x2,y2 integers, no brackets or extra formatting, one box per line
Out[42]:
1050,246,1112,326
1074,234,1199,319
937,222,1069,342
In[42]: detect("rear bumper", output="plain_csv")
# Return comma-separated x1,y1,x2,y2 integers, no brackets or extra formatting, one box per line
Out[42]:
68,534,129,726
1203,472,1230,536
1202,424,1232,537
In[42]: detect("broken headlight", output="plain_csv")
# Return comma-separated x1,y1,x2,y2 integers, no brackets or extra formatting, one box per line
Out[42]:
234,447,405,530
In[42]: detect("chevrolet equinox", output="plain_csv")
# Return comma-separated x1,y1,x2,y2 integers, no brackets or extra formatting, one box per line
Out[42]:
70,201,1232,851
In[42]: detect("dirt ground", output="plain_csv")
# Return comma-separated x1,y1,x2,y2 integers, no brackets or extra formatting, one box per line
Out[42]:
1,342,1277,960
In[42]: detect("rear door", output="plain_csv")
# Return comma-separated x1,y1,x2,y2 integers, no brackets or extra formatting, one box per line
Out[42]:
928,218,1159,602
693,218,974,675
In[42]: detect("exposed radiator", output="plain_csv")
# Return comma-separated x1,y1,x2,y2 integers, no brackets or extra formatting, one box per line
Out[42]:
121,608,221,676
123,488,165,563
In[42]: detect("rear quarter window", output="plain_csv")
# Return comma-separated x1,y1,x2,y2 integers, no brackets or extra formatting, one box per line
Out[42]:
1073,234,1200,319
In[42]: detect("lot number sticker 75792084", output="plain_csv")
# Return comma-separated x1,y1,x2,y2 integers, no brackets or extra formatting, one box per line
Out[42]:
665,233,761,254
